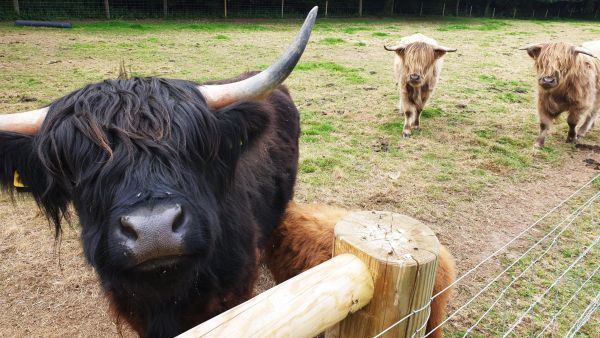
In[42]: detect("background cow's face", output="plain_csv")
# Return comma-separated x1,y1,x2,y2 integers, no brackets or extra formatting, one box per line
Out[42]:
6,77,270,284
524,42,596,90
397,42,447,87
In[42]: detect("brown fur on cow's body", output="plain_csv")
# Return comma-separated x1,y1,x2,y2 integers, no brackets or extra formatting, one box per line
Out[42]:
523,41,600,148
385,34,456,138
266,202,456,338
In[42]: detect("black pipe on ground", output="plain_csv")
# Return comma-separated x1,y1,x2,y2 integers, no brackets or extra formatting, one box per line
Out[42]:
15,20,72,28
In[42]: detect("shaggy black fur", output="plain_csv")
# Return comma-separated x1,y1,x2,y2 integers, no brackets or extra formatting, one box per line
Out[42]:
0,72,300,337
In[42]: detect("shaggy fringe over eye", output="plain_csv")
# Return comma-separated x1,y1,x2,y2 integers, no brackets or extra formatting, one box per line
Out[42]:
536,42,577,77
32,77,225,231
403,42,436,74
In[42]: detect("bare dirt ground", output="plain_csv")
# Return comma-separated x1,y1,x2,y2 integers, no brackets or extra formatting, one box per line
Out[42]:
1,17,599,337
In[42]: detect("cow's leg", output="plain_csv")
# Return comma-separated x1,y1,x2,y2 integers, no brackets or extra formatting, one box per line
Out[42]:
535,112,553,148
414,108,423,130
403,105,418,138
577,111,597,137
566,111,581,144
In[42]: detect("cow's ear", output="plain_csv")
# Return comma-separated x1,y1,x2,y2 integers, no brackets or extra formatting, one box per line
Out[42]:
215,100,271,154
211,101,271,188
0,132,39,193
0,131,70,235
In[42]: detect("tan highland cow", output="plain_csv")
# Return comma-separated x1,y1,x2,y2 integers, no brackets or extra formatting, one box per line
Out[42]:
385,34,456,138
521,41,600,148
266,202,457,338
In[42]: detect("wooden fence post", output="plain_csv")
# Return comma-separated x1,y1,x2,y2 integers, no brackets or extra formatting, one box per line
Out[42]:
103,0,110,19
359,0,363,17
492,7,495,18
325,0,328,16
545,8,548,18
281,0,284,18
513,8,517,18
326,211,440,338
469,5,472,16
442,2,446,16
224,0,227,18
13,0,19,15
420,2,423,16
163,0,167,17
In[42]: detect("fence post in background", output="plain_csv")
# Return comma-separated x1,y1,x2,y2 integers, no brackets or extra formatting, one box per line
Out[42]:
281,0,284,18
545,8,548,18
469,6,472,16
325,0,328,16
163,0,167,17
456,0,460,16
558,8,561,18
492,7,495,18
570,8,573,17
224,0,227,18
442,2,446,16
359,0,363,17
13,0,19,16
513,8,517,18
326,211,441,338
420,2,423,16
103,0,110,19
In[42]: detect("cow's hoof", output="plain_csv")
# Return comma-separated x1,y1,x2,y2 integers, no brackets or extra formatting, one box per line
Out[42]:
403,132,411,138
566,137,577,144
533,142,543,149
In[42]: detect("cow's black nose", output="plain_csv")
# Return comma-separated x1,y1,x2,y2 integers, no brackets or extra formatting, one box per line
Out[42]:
409,74,421,81
542,76,556,84
118,204,186,267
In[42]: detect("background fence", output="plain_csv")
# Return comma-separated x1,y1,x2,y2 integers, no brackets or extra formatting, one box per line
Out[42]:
1,0,600,20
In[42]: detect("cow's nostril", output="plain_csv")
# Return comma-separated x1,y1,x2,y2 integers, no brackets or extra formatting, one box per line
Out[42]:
171,204,184,232
120,216,139,240
410,74,421,81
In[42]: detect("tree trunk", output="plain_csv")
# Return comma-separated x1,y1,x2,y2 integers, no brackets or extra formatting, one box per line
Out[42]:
384,0,394,16
104,0,110,19
484,1,492,17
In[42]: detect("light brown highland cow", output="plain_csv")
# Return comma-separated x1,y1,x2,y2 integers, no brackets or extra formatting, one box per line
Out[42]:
266,202,456,338
385,34,456,138
521,41,600,148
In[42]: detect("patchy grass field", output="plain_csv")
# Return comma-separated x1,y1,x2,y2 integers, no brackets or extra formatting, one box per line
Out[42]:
0,16,599,337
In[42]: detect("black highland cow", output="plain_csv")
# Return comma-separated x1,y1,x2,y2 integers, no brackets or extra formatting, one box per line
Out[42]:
0,8,318,338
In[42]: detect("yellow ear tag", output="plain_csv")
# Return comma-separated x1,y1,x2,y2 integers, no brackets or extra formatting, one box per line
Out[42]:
14,170,26,188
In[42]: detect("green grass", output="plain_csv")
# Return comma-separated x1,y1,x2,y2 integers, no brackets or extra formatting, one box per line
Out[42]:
215,34,230,40
437,18,511,32
295,61,366,84
372,32,389,37
320,37,345,45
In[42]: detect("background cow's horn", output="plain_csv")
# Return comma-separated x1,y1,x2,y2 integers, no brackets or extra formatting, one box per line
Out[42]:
436,45,457,52
198,6,318,110
574,46,598,59
0,107,49,135
518,43,544,50
384,44,406,51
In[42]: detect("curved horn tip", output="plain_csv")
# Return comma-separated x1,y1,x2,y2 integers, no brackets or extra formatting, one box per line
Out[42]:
198,6,319,110
575,47,598,59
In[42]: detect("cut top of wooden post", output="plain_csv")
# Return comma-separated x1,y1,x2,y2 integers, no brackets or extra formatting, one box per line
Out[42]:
334,211,439,265
331,211,440,338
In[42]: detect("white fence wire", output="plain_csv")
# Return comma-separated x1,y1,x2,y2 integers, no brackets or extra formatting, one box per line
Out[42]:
372,173,600,338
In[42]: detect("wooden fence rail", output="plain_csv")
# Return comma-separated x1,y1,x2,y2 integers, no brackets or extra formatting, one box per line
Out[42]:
178,211,440,338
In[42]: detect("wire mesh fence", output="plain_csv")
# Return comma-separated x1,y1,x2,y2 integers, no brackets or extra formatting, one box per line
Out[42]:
378,174,600,337
1,1,599,20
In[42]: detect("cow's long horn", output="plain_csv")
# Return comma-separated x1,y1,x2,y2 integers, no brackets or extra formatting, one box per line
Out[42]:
574,46,598,59
198,6,318,110
384,44,406,51
436,45,457,52
518,43,544,50
0,107,49,135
